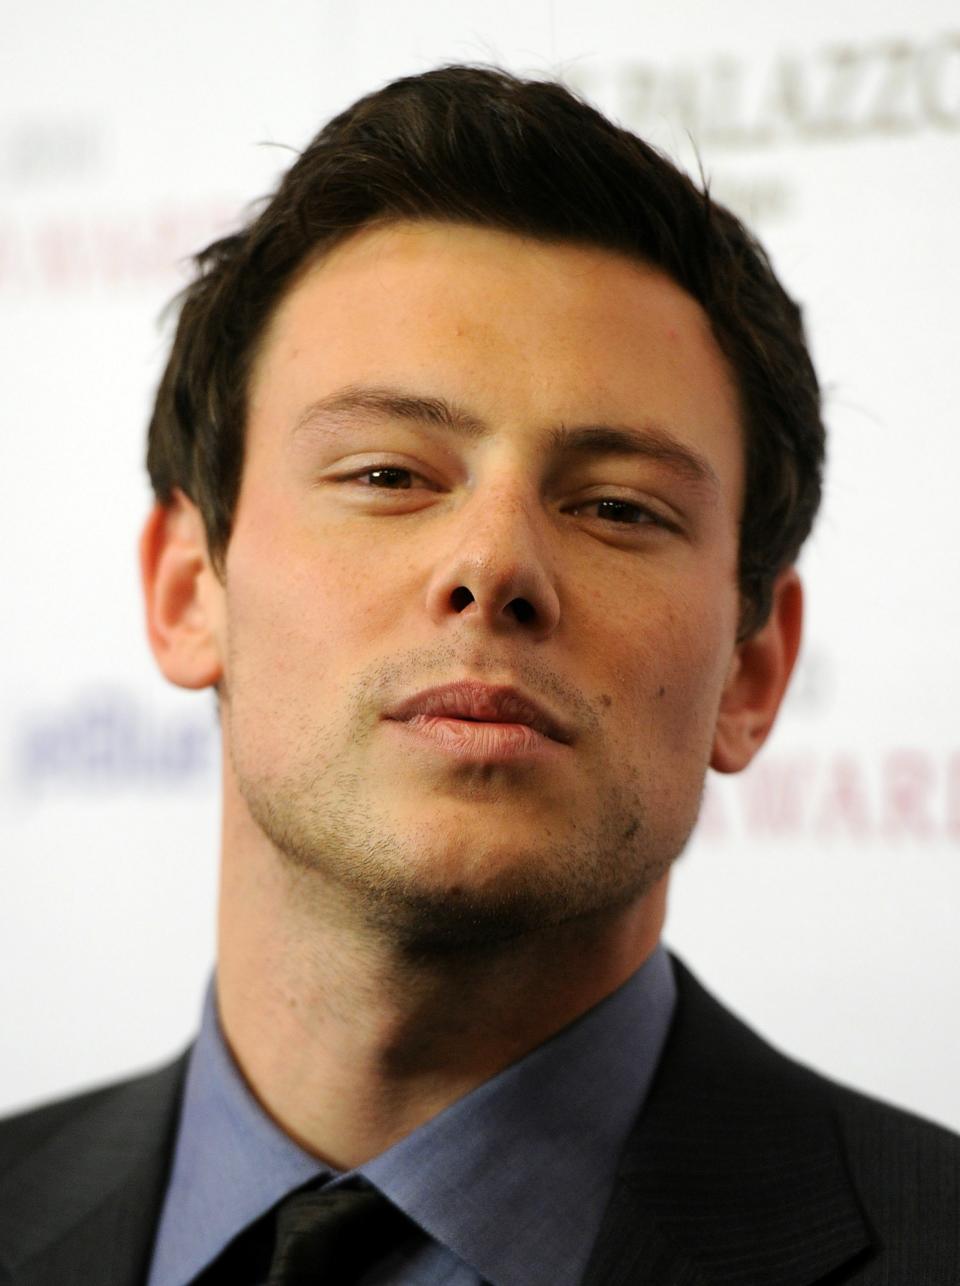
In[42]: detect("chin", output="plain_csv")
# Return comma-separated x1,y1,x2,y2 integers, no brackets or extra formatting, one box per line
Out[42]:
340,827,673,958
237,754,694,953
359,872,642,958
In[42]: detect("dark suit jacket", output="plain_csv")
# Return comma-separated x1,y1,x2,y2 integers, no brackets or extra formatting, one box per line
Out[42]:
1,959,957,1285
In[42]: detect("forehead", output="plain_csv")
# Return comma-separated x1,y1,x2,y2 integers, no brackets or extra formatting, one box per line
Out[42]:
246,220,743,504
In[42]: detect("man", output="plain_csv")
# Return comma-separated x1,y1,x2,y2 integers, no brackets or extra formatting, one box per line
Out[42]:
0,65,956,1286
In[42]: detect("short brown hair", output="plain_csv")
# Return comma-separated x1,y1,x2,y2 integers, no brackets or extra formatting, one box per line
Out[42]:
147,64,824,637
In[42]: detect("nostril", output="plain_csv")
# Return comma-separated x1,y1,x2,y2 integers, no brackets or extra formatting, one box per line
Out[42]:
450,586,475,613
509,598,535,624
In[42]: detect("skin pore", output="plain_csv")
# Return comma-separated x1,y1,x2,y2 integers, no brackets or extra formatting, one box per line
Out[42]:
141,221,802,1168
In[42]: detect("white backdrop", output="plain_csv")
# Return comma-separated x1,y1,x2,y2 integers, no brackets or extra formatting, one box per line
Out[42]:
2,1,958,1129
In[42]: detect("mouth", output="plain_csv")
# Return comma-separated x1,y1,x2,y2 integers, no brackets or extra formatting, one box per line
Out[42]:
383,680,574,749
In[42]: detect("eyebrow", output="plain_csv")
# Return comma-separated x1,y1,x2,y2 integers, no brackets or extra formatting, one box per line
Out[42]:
294,385,487,439
293,384,721,495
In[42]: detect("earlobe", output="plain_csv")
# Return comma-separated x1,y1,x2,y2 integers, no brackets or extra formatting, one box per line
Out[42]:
710,568,803,775
139,490,225,690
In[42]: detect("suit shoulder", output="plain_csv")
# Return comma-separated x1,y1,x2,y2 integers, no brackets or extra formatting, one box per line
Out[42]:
725,1000,960,1249
807,1075,960,1270
0,1082,119,1171
823,1073,960,1146
671,955,960,1158
0,1055,189,1176
663,958,960,1273
698,968,960,1207
822,1074,960,1190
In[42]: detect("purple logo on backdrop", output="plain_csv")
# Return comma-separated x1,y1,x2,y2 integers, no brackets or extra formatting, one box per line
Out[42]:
15,689,216,791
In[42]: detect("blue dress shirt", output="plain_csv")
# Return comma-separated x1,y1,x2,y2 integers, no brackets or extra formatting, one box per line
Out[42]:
147,945,676,1286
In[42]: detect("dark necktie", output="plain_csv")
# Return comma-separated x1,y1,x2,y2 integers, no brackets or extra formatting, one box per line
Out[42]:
266,1181,415,1284
194,1179,417,1285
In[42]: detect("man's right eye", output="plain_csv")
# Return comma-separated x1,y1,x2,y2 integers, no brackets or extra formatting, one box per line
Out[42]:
359,467,414,489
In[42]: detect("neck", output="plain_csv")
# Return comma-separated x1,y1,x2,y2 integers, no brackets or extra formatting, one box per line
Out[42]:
215,825,667,1171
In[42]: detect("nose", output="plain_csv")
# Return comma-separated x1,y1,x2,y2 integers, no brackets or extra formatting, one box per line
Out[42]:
424,484,561,641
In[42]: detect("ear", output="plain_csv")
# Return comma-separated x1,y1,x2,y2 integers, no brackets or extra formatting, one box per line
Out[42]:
710,568,803,774
139,490,225,690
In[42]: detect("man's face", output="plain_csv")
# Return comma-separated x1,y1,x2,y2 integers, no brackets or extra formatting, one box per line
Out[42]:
213,221,746,945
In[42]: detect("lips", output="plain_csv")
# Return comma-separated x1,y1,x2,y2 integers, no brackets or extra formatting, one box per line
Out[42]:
384,681,573,744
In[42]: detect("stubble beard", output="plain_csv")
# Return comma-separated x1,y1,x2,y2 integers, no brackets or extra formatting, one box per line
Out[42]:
239,766,689,956
225,647,703,957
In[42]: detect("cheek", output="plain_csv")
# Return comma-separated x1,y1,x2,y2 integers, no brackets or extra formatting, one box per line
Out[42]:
221,515,343,695
599,584,735,758
220,539,352,787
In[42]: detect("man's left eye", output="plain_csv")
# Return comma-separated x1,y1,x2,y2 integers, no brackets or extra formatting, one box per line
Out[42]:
571,498,661,525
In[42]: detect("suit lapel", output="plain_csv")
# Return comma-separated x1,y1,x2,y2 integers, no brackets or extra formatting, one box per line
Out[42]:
583,958,873,1286
0,1053,188,1286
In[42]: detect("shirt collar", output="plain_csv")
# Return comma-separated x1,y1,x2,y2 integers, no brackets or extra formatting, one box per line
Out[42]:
146,987,326,1286
362,943,676,1286
148,946,675,1286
